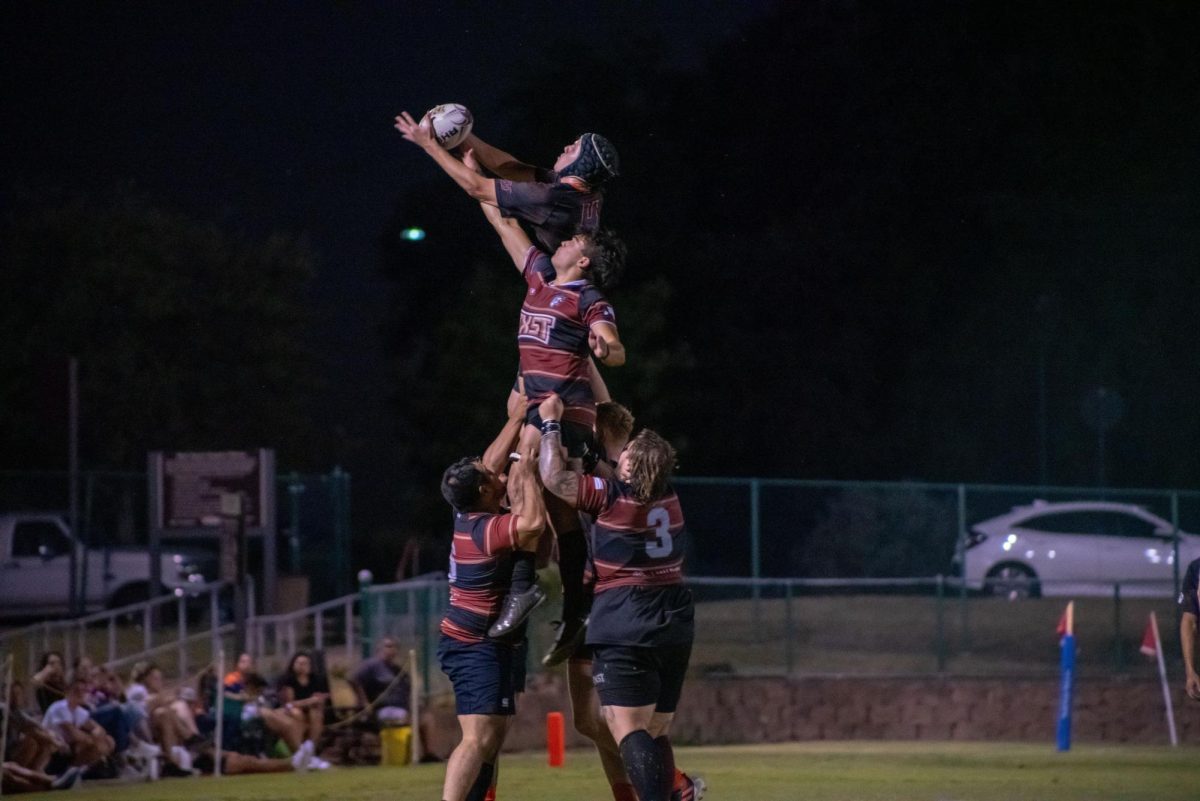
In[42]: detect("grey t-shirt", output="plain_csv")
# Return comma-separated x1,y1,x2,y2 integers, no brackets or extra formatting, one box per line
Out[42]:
352,657,409,708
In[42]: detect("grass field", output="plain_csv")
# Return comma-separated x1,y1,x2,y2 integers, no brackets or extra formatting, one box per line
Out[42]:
56,742,1195,801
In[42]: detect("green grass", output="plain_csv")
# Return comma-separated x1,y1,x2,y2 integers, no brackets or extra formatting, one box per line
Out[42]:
61,742,1195,801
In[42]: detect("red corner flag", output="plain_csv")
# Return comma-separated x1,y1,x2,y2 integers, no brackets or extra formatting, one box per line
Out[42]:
1056,601,1073,643
1140,615,1158,658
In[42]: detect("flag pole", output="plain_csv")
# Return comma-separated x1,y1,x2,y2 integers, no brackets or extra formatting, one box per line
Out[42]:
1149,612,1178,746
1056,601,1075,752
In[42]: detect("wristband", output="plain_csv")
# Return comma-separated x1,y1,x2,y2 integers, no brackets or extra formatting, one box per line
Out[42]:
541,419,562,436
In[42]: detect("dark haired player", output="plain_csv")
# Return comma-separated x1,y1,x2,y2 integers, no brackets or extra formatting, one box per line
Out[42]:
537,394,704,801
394,111,619,252
436,409,546,801
466,189,626,665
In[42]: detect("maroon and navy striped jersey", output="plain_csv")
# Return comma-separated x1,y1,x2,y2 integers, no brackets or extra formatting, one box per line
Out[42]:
576,475,686,592
440,511,520,643
518,247,616,428
576,475,694,648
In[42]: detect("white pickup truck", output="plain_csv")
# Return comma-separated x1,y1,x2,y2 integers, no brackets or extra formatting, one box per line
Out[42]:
0,511,213,617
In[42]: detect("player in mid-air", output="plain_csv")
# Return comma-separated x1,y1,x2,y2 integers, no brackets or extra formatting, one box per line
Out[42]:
537,394,704,801
393,110,619,252
436,401,545,801
395,111,624,663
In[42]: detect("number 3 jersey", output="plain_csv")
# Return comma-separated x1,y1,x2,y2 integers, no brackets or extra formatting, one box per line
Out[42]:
518,247,616,429
576,475,695,648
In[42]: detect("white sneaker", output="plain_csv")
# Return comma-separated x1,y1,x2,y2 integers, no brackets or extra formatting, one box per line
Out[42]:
291,741,312,773
129,739,162,759
310,756,331,770
170,745,194,772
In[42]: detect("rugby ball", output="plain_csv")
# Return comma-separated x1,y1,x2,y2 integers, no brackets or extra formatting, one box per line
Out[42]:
422,103,473,149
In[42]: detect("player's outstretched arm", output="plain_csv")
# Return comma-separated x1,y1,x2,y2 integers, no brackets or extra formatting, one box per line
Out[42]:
479,199,533,272
460,133,539,182
481,391,527,474
507,442,546,546
537,395,580,506
394,111,498,204
589,324,625,367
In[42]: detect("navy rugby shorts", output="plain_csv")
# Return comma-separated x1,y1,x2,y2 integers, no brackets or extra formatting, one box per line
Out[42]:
437,634,518,716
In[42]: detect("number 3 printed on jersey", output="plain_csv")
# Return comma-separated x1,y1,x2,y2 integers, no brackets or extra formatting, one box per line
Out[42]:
646,507,673,557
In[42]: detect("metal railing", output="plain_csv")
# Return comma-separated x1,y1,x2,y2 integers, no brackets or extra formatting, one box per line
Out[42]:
0,582,230,679
2,573,1186,692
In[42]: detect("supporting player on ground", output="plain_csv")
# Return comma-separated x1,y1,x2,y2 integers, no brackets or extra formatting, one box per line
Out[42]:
436,405,546,801
538,394,704,801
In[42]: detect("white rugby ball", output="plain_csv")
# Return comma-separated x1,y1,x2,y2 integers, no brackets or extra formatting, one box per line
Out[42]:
422,103,473,149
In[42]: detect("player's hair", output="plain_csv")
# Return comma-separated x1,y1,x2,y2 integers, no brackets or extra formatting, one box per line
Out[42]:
581,227,627,291
624,428,676,503
595,401,634,454
441,456,485,512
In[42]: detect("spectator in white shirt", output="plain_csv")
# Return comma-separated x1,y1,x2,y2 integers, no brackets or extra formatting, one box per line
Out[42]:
41,678,113,768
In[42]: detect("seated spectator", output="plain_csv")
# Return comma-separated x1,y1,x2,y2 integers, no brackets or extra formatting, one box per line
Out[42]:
276,651,331,764
3,680,59,775
234,672,329,770
350,637,411,726
31,652,66,713
41,678,114,771
83,666,133,763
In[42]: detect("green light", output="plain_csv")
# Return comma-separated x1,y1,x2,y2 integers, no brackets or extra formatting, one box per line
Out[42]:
401,227,426,242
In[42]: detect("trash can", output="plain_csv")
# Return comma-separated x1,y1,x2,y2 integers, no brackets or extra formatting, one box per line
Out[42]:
379,724,412,766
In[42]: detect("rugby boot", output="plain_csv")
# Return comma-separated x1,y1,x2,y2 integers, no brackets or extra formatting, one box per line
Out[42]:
674,771,707,801
488,584,547,639
541,614,589,666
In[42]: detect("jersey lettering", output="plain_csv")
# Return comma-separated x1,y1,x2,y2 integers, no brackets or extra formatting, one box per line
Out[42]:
646,506,673,558
519,311,554,343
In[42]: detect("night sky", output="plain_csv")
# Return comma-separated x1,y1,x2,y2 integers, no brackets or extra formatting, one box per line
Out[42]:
4,2,1200,575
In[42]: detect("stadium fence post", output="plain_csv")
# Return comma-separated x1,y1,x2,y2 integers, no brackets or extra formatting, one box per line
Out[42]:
358,570,374,660
408,648,421,764
750,479,761,613
784,579,795,675
1112,583,1124,673
935,574,946,673
957,484,970,651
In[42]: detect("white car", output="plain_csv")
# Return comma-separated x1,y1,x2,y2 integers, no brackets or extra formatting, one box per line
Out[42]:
959,500,1200,598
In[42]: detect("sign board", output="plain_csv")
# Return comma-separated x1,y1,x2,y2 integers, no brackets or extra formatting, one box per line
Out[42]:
148,449,275,532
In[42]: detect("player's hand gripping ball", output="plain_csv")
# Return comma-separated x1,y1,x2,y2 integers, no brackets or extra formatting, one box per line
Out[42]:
421,103,473,149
